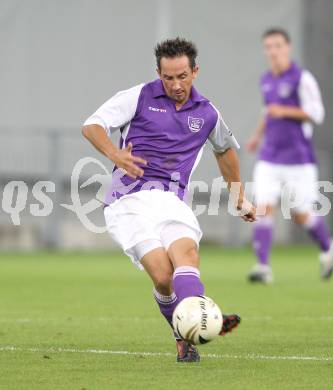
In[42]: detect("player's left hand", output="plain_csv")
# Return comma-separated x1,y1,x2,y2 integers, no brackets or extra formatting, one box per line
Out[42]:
236,198,256,222
267,104,286,118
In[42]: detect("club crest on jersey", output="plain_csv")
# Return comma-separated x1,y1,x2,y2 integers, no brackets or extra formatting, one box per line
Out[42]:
278,82,292,98
188,116,204,133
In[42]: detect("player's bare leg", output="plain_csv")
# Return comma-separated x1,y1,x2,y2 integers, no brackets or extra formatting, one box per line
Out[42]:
141,247,177,328
168,238,241,341
134,241,199,362
292,212,333,279
167,238,203,299
248,204,274,284
141,248,199,362
140,246,202,361
140,243,200,362
160,237,201,362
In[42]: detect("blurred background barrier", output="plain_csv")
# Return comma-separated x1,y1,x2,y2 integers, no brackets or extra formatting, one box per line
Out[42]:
0,0,332,250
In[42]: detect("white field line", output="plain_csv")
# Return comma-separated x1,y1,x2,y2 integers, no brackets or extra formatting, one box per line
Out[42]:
0,345,332,362
0,316,333,323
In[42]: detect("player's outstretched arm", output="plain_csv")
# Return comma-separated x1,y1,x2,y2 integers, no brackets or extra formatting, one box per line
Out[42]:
82,124,147,179
214,148,256,222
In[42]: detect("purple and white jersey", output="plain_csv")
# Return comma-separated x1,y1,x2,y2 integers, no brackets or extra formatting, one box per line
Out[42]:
84,79,239,205
259,62,325,165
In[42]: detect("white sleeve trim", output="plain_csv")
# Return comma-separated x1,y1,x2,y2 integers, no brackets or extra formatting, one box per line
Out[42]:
83,83,145,135
299,70,325,125
208,103,240,153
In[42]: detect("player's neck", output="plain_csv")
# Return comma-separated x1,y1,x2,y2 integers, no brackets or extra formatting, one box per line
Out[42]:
175,102,185,110
174,92,191,111
271,60,291,76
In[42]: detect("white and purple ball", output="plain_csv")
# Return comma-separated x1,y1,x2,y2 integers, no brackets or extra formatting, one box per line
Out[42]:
172,296,223,345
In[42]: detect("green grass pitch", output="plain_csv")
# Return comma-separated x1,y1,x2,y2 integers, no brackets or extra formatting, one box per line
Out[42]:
0,246,332,389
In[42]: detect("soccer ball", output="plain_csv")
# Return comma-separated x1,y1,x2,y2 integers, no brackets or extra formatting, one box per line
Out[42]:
172,296,223,345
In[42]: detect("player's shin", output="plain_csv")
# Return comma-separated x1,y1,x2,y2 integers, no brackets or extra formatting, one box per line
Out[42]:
172,266,205,302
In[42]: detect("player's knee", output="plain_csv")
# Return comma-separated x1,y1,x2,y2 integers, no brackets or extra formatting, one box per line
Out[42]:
292,212,309,226
181,245,199,267
292,215,301,225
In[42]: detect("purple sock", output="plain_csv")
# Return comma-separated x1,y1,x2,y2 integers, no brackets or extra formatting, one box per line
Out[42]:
305,216,331,252
173,266,204,302
153,289,179,338
253,218,273,265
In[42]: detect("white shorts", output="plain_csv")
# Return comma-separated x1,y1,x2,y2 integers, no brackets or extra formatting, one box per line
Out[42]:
253,161,318,213
104,190,202,269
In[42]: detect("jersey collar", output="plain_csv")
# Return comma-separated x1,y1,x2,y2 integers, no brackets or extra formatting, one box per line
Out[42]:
151,79,208,107
269,61,298,78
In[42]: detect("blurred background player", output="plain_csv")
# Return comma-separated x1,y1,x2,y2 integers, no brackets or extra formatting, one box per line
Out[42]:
82,38,256,362
246,28,333,283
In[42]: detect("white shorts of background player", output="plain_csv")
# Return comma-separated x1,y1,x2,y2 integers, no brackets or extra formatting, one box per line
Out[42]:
253,161,318,215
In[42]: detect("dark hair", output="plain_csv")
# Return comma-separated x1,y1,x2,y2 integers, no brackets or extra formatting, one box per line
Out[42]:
262,28,291,43
154,37,198,70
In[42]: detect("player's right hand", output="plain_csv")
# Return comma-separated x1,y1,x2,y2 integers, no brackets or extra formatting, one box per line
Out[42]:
237,198,257,222
112,143,147,179
245,136,260,153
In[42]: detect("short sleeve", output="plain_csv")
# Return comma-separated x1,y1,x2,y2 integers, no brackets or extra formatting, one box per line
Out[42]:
208,105,240,153
83,83,145,135
299,71,325,125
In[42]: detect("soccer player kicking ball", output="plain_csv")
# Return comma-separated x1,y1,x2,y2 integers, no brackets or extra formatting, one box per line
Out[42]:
246,28,333,284
83,38,256,362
